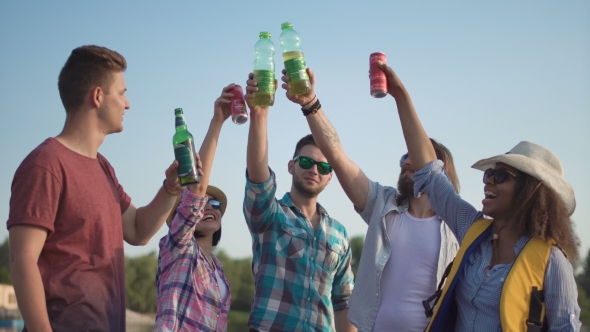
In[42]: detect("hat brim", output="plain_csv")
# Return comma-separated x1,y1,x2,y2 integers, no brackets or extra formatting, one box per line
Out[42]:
166,185,228,226
471,154,576,215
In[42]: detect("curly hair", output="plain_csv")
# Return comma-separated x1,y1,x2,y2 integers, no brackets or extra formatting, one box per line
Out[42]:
512,172,580,262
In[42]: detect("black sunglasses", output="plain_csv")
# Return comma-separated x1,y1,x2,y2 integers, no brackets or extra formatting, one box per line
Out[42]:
483,167,517,184
293,156,333,175
207,199,221,210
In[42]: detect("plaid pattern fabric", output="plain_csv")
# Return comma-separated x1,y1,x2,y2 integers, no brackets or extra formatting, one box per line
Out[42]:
243,170,354,332
155,189,231,332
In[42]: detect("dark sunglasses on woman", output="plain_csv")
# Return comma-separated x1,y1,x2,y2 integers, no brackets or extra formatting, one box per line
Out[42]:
207,199,221,210
293,156,333,175
483,167,517,184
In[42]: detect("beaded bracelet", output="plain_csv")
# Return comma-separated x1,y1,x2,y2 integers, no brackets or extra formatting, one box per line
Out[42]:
302,98,321,116
163,179,182,196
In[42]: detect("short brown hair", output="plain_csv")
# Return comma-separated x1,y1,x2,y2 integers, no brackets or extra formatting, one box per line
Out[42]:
58,45,127,113
293,134,317,158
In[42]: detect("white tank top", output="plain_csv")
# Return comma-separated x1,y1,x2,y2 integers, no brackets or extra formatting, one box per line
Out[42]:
372,211,442,331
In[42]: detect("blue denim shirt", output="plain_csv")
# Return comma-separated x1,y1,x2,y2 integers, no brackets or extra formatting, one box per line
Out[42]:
347,179,459,332
413,160,582,332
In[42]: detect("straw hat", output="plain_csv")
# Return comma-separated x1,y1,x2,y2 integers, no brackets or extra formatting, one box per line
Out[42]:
471,141,575,216
166,185,228,226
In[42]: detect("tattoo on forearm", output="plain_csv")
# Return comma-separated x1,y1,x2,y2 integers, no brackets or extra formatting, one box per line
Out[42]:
319,115,341,148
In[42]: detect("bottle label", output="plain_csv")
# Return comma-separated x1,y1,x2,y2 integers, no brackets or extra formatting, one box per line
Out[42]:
284,58,308,82
174,139,197,177
175,115,186,128
254,70,275,94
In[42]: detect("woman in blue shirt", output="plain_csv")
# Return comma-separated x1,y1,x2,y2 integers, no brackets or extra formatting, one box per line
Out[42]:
375,60,581,331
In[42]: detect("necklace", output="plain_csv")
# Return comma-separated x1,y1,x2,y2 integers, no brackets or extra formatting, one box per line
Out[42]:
488,221,509,268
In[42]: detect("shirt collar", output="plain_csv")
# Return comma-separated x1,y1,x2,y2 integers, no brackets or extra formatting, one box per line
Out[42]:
279,192,329,218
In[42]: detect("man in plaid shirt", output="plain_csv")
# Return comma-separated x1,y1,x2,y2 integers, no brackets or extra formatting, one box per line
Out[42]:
242,73,356,332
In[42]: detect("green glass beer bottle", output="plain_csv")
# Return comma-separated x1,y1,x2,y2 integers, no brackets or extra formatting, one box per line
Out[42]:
252,31,276,106
279,22,311,95
173,108,199,185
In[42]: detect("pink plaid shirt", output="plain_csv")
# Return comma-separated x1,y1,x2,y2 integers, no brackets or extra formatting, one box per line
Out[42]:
154,189,231,332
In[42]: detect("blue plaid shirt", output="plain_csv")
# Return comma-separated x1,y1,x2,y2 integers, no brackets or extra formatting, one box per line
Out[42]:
243,169,354,332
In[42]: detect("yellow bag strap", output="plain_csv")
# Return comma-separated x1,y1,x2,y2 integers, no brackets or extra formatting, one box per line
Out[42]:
425,219,492,331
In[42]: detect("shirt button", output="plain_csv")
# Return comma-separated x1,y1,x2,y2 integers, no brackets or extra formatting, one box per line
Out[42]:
376,293,379,297
307,297,310,301
383,255,386,258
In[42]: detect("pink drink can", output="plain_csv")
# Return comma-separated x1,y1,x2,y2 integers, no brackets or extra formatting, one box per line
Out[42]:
230,84,248,125
370,52,387,98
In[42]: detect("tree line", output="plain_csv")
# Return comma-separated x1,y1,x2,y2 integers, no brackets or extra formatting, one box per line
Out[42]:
0,236,588,325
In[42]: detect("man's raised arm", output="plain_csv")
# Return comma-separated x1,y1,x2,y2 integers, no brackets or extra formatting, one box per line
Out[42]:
281,68,370,211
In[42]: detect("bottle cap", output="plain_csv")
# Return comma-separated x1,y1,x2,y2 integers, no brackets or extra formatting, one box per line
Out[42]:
281,22,293,29
259,31,271,38
174,108,183,114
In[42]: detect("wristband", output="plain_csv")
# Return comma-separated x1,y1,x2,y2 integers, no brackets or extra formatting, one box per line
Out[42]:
302,99,321,116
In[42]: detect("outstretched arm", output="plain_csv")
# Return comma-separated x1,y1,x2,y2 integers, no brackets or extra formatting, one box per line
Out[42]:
123,84,233,245
379,62,437,170
281,68,370,211
244,73,277,183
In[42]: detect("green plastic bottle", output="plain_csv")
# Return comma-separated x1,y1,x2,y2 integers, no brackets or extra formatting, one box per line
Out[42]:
279,22,311,95
173,108,199,185
252,31,275,106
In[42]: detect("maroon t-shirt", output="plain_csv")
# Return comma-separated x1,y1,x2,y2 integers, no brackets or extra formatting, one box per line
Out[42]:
7,138,131,331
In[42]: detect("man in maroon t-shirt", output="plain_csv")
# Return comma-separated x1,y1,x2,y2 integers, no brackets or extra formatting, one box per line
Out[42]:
7,45,190,331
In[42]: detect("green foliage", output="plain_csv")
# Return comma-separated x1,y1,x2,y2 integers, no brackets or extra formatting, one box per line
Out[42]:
125,251,158,313
578,284,590,327
227,309,250,331
350,235,364,280
0,237,12,284
578,248,590,297
577,248,590,327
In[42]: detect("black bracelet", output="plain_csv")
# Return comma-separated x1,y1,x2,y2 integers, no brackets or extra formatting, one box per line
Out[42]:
302,98,321,116
301,95,317,107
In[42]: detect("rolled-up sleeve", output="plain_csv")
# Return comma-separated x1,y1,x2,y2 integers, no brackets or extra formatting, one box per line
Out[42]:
412,160,481,243
243,168,280,233
331,241,355,311
166,189,207,250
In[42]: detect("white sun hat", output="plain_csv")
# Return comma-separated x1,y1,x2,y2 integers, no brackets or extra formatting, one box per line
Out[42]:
471,141,576,216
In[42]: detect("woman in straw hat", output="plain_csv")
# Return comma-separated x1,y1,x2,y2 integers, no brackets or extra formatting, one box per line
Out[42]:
376,61,581,331
154,84,235,332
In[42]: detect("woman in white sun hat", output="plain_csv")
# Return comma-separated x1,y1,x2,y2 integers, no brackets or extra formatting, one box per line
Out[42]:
375,61,581,331
154,84,235,332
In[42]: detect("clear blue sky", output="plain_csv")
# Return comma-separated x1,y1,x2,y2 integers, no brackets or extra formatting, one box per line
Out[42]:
1,1,589,261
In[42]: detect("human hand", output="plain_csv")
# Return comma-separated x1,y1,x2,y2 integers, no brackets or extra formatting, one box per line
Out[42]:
164,153,204,195
213,84,235,122
244,72,278,113
377,61,407,99
281,67,316,106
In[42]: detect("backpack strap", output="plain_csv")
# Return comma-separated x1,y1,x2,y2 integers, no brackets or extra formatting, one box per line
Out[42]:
423,260,453,318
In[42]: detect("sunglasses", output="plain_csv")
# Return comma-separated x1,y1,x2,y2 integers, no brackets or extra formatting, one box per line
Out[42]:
207,199,221,210
399,153,409,167
293,156,333,175
483,167,517,184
